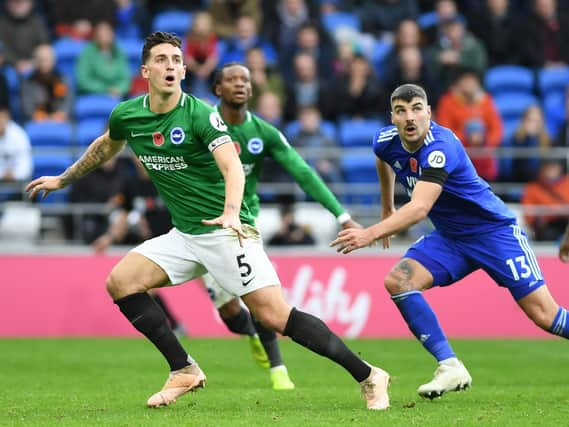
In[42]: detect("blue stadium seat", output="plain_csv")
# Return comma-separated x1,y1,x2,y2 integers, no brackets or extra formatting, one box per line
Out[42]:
75,95,119,121
537,66,569,97
542,91,566,138
493,93,538,122
76,119,107,146
322,12,361,34
53,38,86,85
25,121,74,147
283,120,337,141
502,118,520,142
341,155,378,205
152,11,193,37
3,65,21,121
117,38,144,76
484,65,534,95
338,119,383,147
369,38,394,80
417,11,438,29
32,154,73,203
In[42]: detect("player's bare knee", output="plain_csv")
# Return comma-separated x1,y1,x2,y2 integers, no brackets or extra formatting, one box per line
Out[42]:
105,271,125,300
218,298,241,319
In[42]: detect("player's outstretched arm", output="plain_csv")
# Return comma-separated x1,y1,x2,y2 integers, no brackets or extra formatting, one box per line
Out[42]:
202,141,246,243
26,131,126,200
331,180,442,254
559,223,569,262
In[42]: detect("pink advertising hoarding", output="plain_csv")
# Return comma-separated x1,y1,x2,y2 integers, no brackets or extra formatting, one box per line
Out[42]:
1,254,567,337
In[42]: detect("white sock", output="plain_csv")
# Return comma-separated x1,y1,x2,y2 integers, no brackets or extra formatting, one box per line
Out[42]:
270,365,287,373
439,357,460,367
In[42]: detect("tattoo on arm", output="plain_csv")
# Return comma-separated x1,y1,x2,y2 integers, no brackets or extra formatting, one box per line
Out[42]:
226,203,238,212
60,135,124,186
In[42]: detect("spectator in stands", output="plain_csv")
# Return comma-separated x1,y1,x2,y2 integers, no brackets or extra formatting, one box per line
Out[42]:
246,47,285,111
423,0,459,45
427,14,488,91
359,0,419,37
0,0,49,75
292,106,342,184
49,0,116,40
384,18,425,66
332,38,357,76
323,53,385,121
255,91,283,128
522,159,569,241
0,106,32,188
515,0,569,68
267,200,316,246
511,105,551,183
436,68,503,151
462,119,498,181
76,21,131,98
262,0,316,54
283,52,325,122
67,157,127,244
281,22,335,81
183,11,219,99
384,46,440,108
220,15,277,67
208,0,261,39
467,0,519,66
21,44,71,122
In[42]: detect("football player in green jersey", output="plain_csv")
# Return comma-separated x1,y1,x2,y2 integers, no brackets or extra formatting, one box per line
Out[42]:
25,32,390,410
202,62,363,390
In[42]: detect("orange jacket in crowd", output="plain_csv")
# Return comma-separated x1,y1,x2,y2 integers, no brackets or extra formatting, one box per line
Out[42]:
435,92,503,147
522,175,569,226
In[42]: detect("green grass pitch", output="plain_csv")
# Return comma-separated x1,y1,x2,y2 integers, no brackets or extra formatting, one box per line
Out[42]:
1,338,568,426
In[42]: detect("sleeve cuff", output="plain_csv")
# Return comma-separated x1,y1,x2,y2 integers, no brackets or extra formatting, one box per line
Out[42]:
337,212,352,225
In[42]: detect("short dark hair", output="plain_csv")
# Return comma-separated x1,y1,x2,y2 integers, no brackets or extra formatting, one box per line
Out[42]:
211,62,247,95
141,31,182,64
390,84,428,107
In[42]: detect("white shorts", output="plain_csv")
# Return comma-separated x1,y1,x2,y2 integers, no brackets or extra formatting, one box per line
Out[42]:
131,225,281,298
202,272,238,309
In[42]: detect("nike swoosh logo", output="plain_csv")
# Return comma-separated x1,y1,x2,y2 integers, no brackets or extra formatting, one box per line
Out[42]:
242,277,255,287
131,131,150,137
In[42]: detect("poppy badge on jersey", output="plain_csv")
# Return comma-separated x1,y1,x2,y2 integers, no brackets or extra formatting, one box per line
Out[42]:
170,127,185,145
409,157,418,173
153,132,164,146
247,138,263,154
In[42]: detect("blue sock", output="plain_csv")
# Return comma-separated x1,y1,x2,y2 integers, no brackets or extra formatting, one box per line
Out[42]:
392,290,456,362
549,307,569,339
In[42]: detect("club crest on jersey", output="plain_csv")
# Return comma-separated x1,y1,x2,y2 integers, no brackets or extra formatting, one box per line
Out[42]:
170,127,185,145
409,157,418,173
234,142,241,154
152,132,164,146
247,138,263,154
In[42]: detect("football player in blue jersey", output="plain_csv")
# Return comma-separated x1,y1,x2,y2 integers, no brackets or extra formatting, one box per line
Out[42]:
331,83,569,399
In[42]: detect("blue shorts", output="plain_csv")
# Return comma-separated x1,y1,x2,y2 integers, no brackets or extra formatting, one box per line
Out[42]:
405,223,545,300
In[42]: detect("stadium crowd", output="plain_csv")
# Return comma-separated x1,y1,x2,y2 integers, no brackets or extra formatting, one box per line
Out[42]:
1,0,569,243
